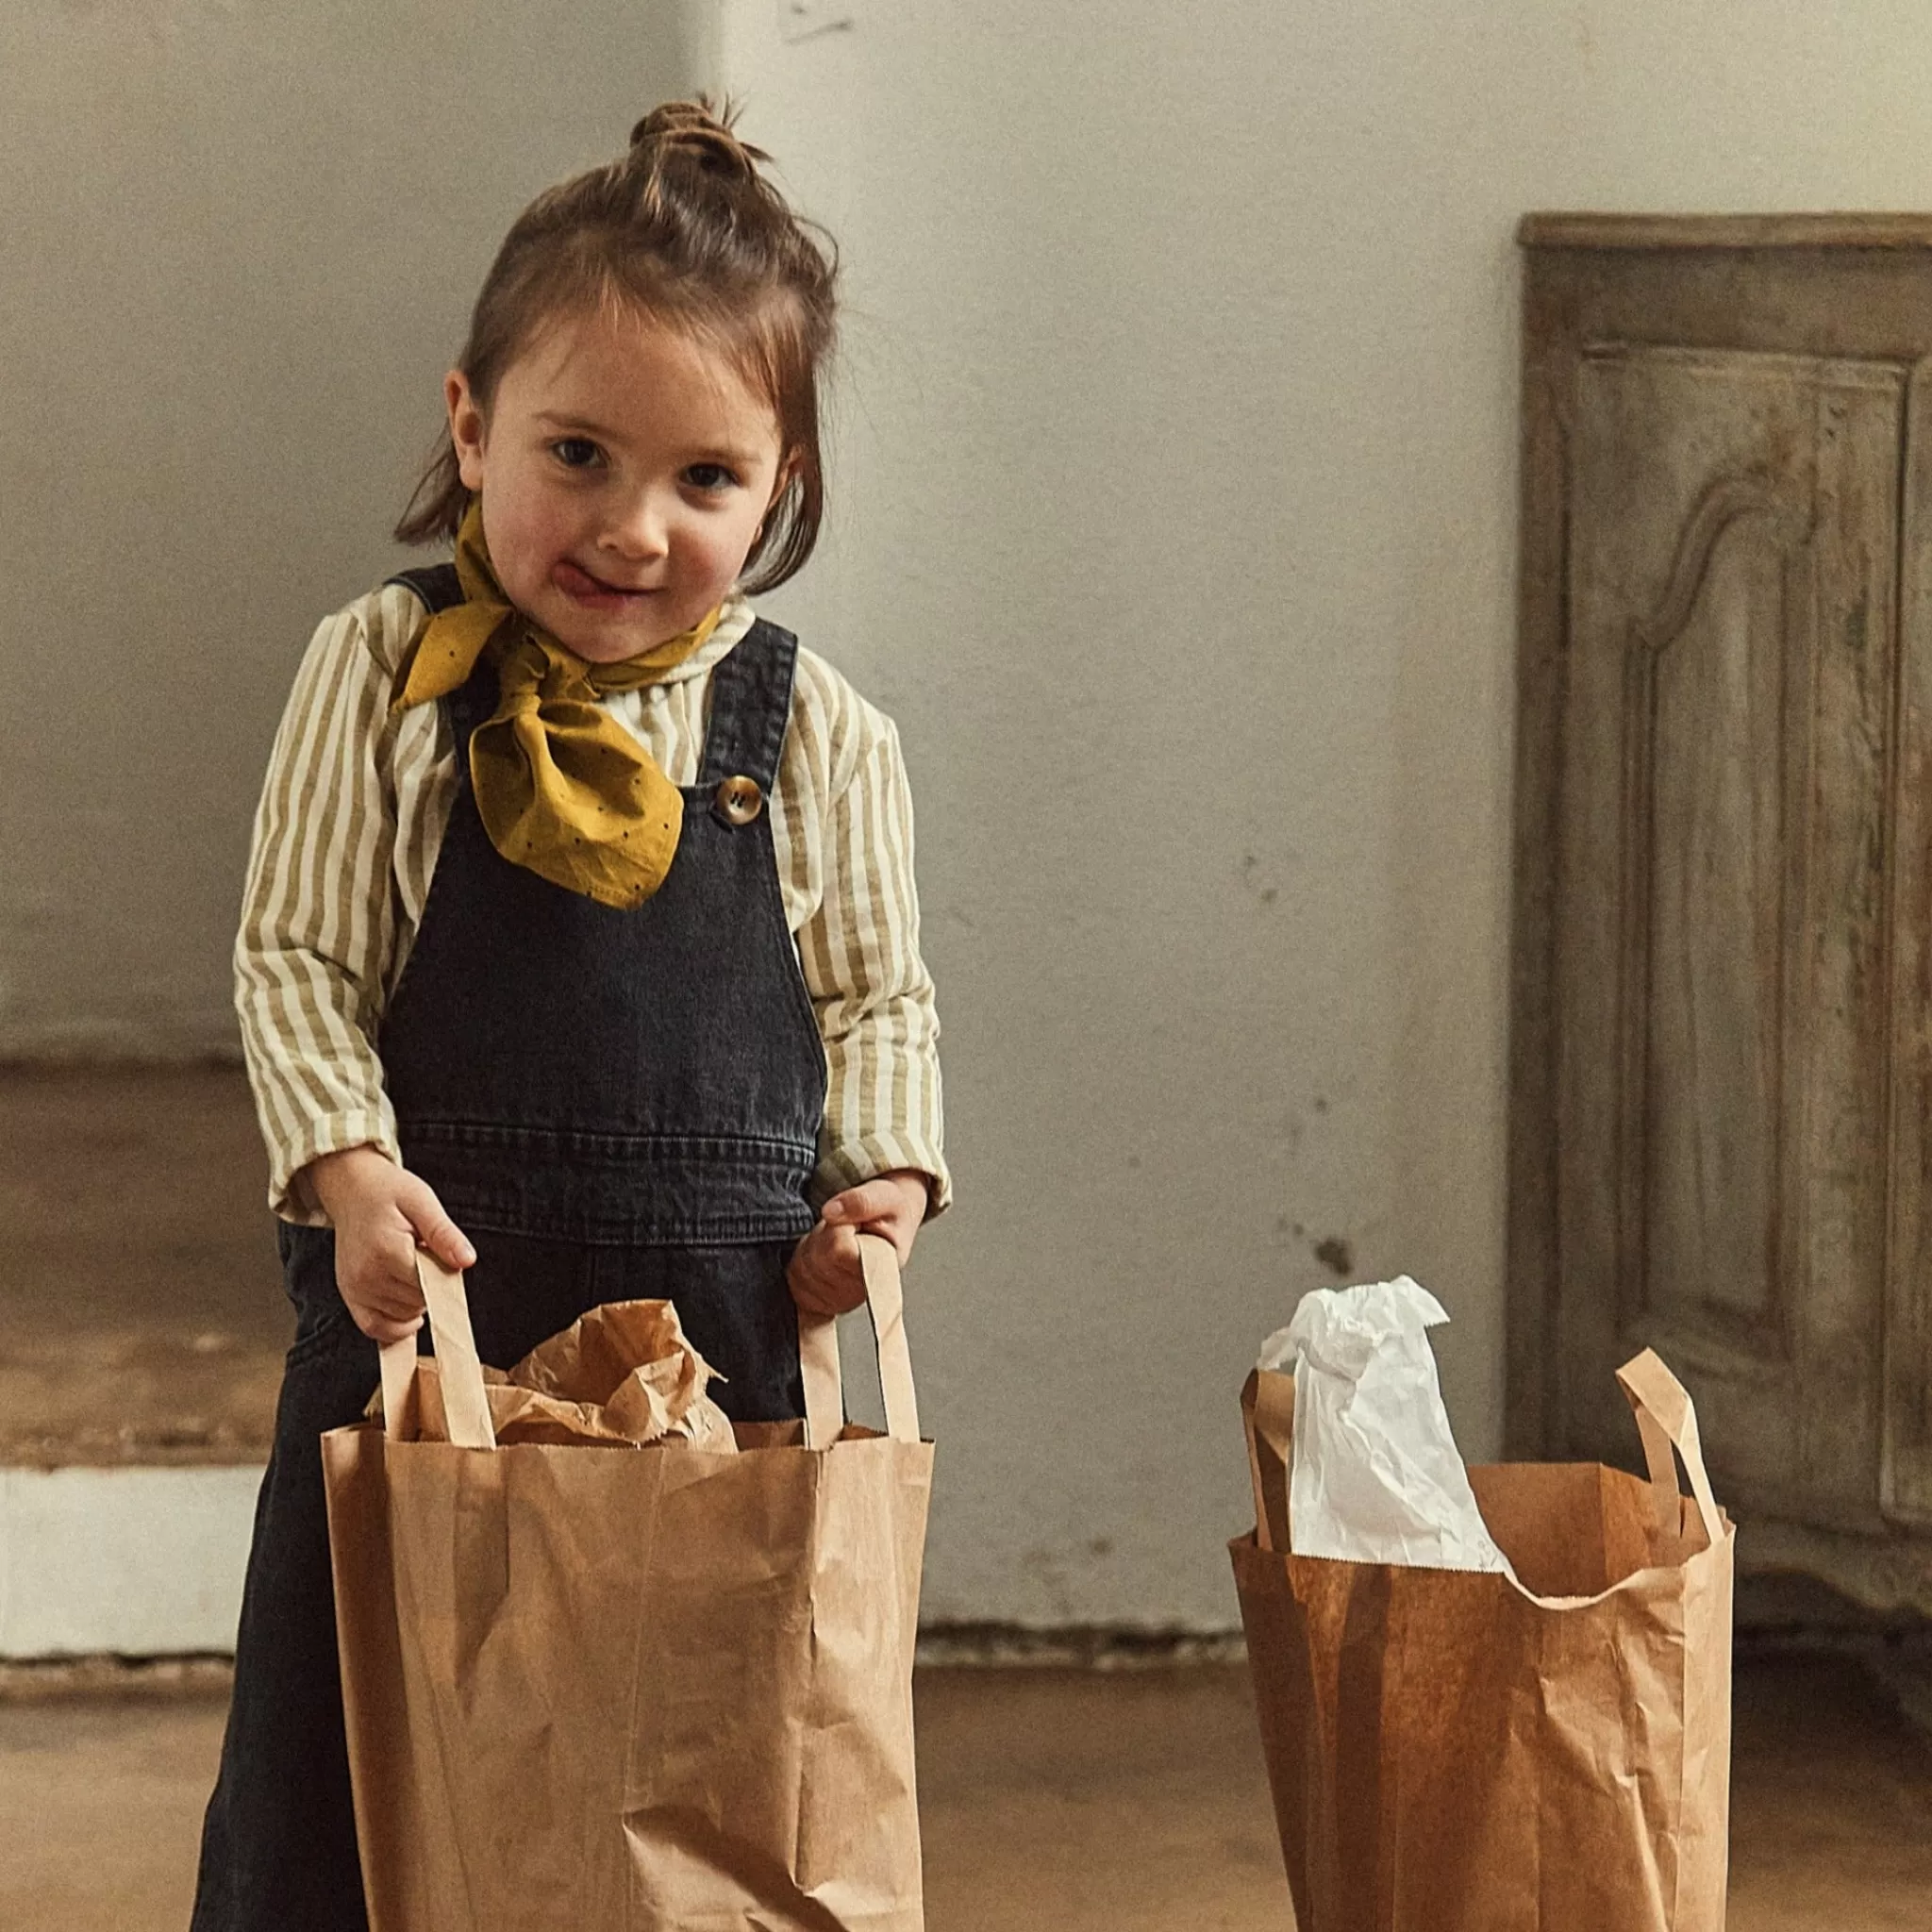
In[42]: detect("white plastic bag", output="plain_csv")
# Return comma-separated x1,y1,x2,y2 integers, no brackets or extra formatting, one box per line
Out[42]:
1258,1278,1513,1575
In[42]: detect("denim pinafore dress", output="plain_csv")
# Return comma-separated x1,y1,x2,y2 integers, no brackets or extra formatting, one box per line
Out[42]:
192,569,828,1932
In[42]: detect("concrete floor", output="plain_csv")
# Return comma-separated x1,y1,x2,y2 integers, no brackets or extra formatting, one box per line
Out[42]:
2,1653,1930,1929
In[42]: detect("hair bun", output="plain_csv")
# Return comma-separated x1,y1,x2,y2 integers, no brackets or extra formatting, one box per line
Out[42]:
629,97,769,185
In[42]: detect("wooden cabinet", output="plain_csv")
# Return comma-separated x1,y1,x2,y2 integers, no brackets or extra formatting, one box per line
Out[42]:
1510,216,1932,1610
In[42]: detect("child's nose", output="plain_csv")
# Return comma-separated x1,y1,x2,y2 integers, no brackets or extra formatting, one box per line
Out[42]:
603,493,669,560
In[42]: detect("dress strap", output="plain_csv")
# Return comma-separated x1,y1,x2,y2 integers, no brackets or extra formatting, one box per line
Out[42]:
386,562,495,747
385,562,464,614
696,620,799,795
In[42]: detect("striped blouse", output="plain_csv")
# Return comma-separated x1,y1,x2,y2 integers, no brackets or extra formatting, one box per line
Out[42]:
234,582,948,1225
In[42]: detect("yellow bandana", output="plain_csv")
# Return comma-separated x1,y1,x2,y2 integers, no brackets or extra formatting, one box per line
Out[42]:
393,502,721,909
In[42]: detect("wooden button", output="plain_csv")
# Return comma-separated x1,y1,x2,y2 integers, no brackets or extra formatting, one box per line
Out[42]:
714,774,764,825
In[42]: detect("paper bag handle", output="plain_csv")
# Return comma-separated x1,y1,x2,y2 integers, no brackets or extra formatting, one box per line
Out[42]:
376,1250,497,1451
1241,1367,1296,1553
799,1233,919,1450
1615,1348,1722,1548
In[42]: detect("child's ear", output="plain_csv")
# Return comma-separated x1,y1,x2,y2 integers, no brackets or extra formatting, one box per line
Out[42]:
445,370,489,490
768,448,802,507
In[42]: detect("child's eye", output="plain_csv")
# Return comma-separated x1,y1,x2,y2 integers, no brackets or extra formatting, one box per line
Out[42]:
551,438,603,470
684,462,740,492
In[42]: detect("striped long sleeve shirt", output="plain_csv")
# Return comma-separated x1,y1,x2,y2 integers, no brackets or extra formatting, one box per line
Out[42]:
235,583,947,1224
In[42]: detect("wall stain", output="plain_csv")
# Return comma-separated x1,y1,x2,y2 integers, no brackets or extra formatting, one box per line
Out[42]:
1312,1235,1355,1278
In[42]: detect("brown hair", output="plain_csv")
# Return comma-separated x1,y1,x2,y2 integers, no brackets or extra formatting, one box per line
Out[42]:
394,98,838,595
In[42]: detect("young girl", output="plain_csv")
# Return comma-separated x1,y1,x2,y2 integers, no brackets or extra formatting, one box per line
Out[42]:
192,100,947,1931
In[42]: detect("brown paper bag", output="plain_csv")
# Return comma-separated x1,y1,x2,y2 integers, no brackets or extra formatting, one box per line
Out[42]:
322,1236,933,1932
1229,1347,1733,1932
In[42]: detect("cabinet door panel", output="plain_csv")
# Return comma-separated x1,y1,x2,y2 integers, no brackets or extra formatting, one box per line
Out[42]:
1557,344,1904,1525
1643,506,1787,1331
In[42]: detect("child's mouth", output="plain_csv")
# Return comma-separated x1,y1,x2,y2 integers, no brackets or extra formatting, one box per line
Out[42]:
552,559,659,608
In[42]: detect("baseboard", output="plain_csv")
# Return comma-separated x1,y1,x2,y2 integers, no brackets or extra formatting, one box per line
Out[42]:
0,1465,262,1657
913,1624,1247,1667
0,1462,1249,1670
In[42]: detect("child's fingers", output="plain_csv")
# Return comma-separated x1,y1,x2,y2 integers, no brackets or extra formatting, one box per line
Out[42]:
786,1222,867,1316
821,1179,898,1226
788,1275,843,1318
822,1175,925,1251
335,1263,425,1343
366,1262,429,1317
820,1220,863,1275
395,1174,477,1270
339,1257,425,1324
353,1307,425,1347
785,1240,834,1315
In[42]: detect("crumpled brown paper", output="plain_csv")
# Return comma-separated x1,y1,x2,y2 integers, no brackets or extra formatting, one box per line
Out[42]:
379,1299,735,1453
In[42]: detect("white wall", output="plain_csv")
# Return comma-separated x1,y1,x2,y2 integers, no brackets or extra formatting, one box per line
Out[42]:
714,0,1932,1628
17,1,1932,1632
713,0,1571,1625
1562,1,1932,210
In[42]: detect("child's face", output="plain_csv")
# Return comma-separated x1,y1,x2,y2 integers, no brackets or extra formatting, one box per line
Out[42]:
446,306,787,662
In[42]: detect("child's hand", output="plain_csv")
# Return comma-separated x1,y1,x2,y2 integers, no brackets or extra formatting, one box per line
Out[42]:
304,1146,476,1345
787,1171,930,1317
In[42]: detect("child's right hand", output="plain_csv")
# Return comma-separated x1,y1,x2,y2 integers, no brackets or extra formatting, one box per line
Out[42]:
303,1146,477,1345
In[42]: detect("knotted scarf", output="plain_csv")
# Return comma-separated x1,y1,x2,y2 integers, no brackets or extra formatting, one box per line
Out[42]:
392,501,721,909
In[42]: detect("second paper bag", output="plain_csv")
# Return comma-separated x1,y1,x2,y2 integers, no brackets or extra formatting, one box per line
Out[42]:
1231,1342,1733,1932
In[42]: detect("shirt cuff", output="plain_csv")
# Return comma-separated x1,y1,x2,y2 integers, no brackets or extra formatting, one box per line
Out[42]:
266,1109,403,1224
812,1130,953,1221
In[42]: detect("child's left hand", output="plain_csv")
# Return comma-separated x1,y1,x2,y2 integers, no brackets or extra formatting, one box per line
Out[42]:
787,1170,930,1316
